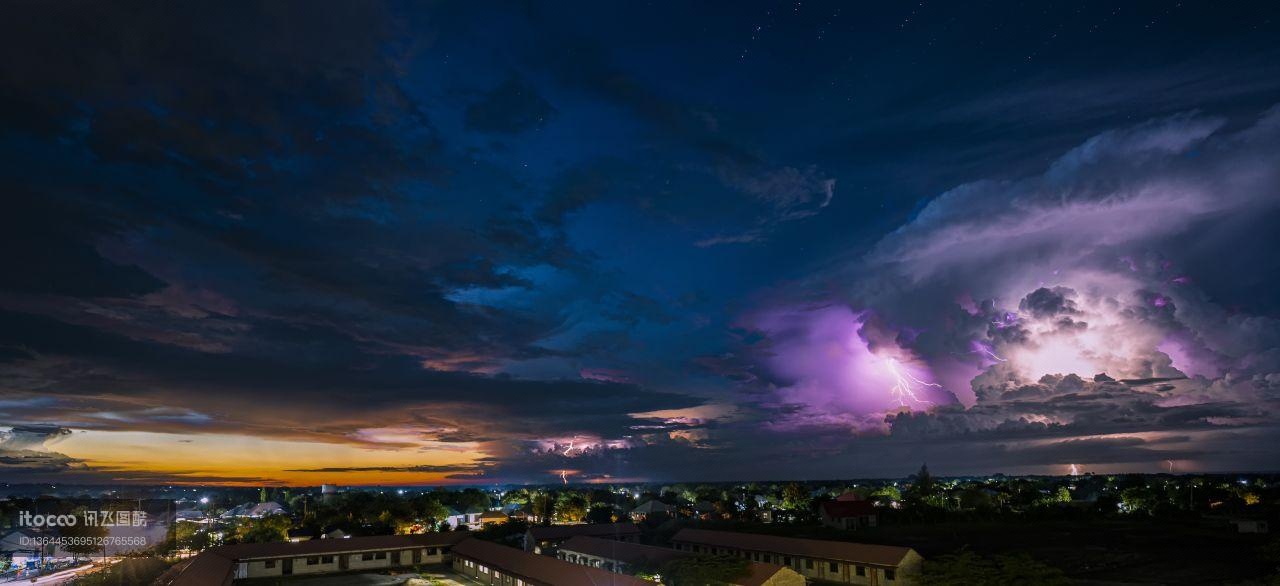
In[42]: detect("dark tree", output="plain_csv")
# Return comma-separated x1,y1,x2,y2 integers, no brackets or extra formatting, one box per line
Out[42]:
585,504,615,524
920,550,1068,586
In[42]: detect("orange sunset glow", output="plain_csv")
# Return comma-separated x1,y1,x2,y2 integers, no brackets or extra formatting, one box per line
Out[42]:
51,430,487,486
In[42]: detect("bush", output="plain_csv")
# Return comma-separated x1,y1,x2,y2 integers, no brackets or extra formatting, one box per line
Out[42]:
919,549,1068,586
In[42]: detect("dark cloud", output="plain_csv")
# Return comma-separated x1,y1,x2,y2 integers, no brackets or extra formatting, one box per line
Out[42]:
0,309,702,443
0,426,84,478
2,1,1280,484
1019,287,1080,319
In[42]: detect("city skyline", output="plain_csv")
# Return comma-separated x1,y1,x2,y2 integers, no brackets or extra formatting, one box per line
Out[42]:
2,1,1280,486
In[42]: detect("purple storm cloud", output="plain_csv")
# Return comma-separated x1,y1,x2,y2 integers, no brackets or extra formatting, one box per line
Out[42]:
746,305,956,431
736,106,1280,475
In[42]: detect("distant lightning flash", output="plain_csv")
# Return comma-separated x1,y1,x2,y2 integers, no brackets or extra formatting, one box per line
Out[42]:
1070,463,1080,476
992,311,1019,329
560,470,568,485
563,438,576,456
883,357,938,408
973,341,1006,362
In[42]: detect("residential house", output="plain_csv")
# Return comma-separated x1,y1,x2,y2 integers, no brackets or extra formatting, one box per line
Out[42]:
820,500,878,530
175,509,210,523
468,506,488,527
444,508,469,530
220,501,285,520
524,522,641,554
670,528,922,585
498,503,532,522
481,510,511,526
442,506,488,530
287,528,316,542
627,500,675,522
692,501,723,520
753,495,777,524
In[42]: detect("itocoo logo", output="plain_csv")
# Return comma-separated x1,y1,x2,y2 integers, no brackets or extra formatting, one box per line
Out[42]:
18,511,79,527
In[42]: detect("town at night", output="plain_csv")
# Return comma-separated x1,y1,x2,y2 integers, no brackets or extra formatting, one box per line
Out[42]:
2,1,1279,584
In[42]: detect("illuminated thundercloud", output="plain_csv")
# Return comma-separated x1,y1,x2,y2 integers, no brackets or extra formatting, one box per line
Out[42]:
991,311,1019,329
883,357,939,408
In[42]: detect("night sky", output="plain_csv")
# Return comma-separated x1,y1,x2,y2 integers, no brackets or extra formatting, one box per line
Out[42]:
2,1,1280,486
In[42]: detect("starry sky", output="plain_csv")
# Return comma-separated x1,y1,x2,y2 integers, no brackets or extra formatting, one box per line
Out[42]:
2,1,1280,486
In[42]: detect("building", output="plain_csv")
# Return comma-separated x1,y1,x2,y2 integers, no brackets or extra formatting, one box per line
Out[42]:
628,500,676,522
558,535,805,586
692,501,722,520
453,537,649,586
286,528,317,542
442,505,489,529
481,510,511,526
465,505,488,528
820,500,878,530
670,528,922,585
1,528,76,572
155,532,470,585
220,501,285,520
444,506,487,530
558,535,684,572
524,522,642,554
175,509,210,523
444,507,468,529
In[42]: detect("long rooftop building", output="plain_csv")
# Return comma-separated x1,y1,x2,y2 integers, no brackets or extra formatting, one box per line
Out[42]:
524,522,641,553
670,528,922,585
558,535,805,586
155,533,470,585
453,537,649,586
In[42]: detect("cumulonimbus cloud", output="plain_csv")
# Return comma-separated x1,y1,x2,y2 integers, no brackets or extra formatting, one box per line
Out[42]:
737,105,1280,472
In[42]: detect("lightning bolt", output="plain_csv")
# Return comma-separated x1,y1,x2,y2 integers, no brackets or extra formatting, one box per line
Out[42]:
1069,463,1080,476
973,342,1006,362
563,438,576,456
560,470,568,485
883,357,938,408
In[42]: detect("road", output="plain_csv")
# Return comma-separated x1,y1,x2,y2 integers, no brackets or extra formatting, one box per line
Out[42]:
0,558,122,585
